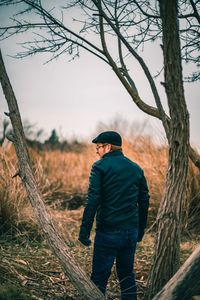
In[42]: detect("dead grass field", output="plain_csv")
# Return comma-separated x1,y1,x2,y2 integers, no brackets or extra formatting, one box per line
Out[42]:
0,137,199,299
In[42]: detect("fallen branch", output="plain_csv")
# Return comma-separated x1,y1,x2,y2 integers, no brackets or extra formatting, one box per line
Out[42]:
152,244,200,300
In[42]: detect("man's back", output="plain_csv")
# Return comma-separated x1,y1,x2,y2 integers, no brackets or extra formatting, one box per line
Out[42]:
90,150,149,231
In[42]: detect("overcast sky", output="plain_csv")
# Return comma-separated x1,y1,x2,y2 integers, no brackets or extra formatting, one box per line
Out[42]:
0,4,199,148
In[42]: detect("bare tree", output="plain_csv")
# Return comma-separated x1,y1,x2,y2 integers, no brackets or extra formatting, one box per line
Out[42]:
146,0,190,297
0,49,104,300
0,0,200,297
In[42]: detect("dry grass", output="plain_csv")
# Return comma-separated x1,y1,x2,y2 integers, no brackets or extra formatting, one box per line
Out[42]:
1,136,199,232
186,162,200,232
0,146,27,234
0,136,200,299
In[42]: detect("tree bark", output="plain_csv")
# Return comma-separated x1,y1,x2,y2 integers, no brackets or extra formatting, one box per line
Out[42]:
152,245,200,300
0,49,104,300
146,0,190,298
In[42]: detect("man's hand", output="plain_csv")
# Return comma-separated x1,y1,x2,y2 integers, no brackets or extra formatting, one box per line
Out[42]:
78,236,91,247
137,228,145,242
78,226,91,246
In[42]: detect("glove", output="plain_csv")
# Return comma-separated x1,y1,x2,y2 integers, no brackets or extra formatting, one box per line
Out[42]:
137,228,145,242
78,226,91,247
78,236,91,246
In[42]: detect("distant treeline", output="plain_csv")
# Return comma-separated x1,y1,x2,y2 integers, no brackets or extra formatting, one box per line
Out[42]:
26,129,85,152
0,119,85,152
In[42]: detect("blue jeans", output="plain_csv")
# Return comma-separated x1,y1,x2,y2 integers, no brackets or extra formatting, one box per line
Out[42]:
91,228,138,300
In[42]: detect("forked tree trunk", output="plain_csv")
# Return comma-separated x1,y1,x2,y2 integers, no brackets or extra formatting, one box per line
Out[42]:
147,0,190,298
153,245,200,300
0,49,104,300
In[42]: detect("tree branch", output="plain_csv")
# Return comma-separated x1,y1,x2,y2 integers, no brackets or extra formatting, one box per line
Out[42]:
97,0,160,119
92,0,170,136
189,0,200,24
131,0,160,19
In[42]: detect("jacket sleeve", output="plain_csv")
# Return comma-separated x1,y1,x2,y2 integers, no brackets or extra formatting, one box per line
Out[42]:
79,163,102,238
138,172,150,229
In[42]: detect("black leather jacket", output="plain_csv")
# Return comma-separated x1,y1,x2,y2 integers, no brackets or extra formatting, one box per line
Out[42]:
80,150,150,237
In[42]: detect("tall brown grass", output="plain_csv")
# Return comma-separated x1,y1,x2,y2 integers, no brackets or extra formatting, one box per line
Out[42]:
0,135,199,234
0,146,26,233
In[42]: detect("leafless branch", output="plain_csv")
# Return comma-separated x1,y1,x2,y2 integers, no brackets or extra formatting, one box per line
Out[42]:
92,0,170,136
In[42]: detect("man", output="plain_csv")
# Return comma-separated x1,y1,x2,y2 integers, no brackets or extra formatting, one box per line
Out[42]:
78,131,150,300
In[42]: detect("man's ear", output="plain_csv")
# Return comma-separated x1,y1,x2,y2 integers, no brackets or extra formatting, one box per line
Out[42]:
107,144,112,152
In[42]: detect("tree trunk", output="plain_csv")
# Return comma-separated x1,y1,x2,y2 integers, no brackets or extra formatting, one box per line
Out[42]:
0,49,104,300
146,0,190,298
153,245,200,300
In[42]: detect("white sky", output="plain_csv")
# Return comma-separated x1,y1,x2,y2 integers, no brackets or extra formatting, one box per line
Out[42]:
0,4,199,147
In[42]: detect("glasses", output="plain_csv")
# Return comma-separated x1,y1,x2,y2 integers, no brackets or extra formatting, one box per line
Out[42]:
96,144,108,151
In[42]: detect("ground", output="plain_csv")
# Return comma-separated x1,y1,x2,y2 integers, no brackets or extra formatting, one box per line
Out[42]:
0,208,199,300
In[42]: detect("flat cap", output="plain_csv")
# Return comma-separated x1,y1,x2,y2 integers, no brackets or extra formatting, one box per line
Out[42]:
92,131,122,146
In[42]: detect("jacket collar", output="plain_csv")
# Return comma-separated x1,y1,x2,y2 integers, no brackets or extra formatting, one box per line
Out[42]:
102,150,123,159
